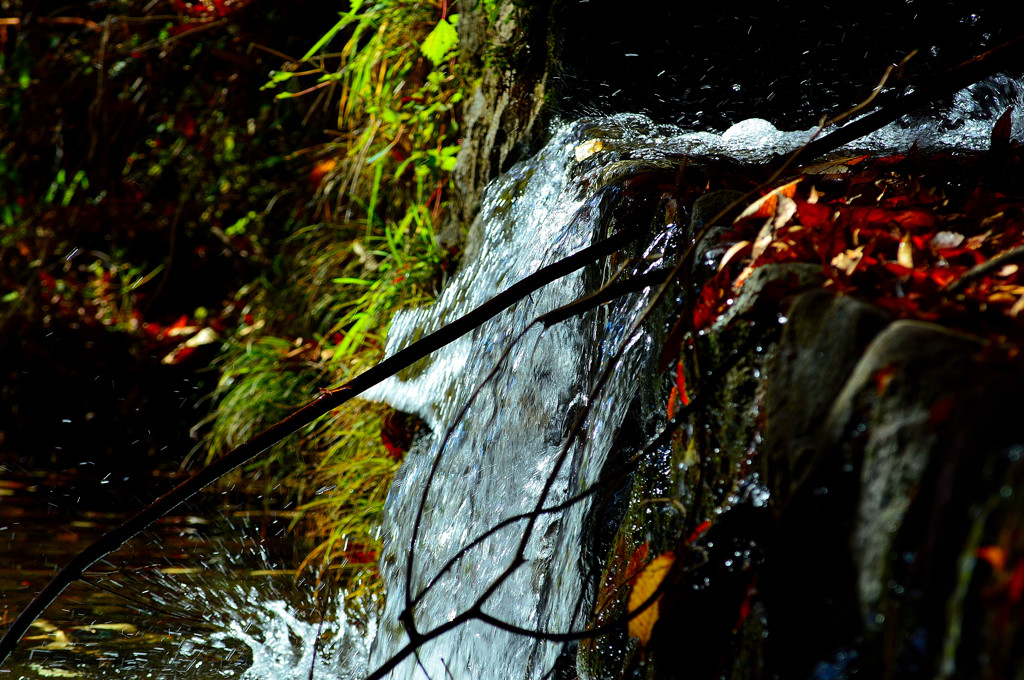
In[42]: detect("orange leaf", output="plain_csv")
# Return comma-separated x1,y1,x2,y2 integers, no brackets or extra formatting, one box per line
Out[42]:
978,545,1007,572
310,159,337,188
627,551,675,646
625,542,651,586
735,178,802,222
667,385,679,419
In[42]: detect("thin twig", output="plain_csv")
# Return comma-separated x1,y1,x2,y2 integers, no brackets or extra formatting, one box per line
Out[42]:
402,262,670,617
797,32,1024,162
946,245,1024,294
411,409,689,610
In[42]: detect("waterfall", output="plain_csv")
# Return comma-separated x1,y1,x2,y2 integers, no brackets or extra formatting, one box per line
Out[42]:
363,117,674,680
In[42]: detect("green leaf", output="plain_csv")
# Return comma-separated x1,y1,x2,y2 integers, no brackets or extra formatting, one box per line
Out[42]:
439,154,457,172
420,19,458,67
261,70,295,91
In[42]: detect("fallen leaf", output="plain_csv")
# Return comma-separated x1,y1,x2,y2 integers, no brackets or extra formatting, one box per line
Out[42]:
184,326,218,348
574,139,605,162
734,178,802,222
1010,294,1024,317
931,231,965,250
310,159,337,188
831,245,865,275
897,234,914,268
675,360,691,407
717,240,751,272
627,551,675,647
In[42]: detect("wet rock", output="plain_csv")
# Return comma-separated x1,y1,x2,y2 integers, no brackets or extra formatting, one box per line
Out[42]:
763,290,890,507
817,321,1024,677
448,2,551,237
689,189,746,236
821,321,984,617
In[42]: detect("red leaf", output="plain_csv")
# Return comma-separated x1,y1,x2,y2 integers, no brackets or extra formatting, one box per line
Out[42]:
794,200,834,231
676,361,690,407
688,519,713,545
693,271,732,330
1010,560,1024,604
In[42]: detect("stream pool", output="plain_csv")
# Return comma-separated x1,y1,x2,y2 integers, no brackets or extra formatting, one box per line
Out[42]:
0,464,370,680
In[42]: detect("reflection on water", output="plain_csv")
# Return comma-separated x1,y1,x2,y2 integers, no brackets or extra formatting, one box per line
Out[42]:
0,466,364,680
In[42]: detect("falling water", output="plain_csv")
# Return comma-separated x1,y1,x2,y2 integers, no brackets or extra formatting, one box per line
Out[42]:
362,117,675,680
6,74,1022,680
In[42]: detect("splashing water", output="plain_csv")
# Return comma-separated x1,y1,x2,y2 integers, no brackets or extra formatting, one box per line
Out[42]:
215,596,373,680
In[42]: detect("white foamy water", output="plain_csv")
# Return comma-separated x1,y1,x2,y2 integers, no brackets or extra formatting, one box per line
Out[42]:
215,596,373,680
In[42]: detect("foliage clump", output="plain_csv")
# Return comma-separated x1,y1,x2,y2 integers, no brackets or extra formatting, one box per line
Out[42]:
200,0,475,595
0,0,487,599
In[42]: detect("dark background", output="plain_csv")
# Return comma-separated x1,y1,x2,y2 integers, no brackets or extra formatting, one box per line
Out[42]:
550,1,1024,129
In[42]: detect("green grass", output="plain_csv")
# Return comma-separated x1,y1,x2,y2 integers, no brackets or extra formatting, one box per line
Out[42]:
202,0,471,596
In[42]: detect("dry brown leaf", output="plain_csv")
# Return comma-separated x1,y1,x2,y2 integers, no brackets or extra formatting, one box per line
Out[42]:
1010,294,1024,318
717,240,751,272
930,231,965,250
832,245,866,275
574,139,605,162
627,551,675,646
897,234,914,269
734,178,802,222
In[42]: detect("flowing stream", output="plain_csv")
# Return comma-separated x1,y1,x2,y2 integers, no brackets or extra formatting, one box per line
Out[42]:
3,75,1022,680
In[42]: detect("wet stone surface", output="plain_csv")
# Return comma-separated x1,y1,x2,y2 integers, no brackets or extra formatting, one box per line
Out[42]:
579,150,1024,679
